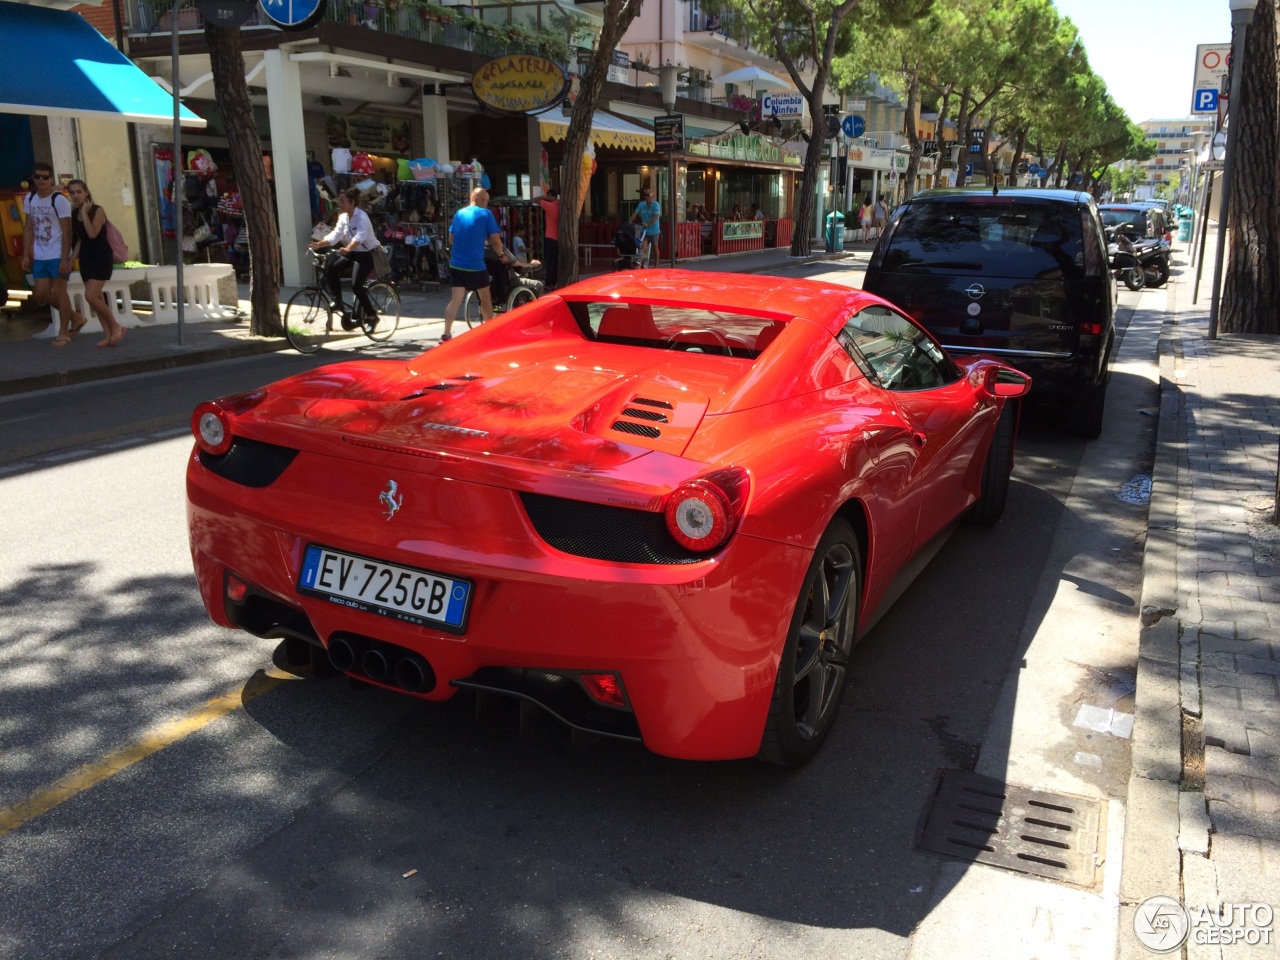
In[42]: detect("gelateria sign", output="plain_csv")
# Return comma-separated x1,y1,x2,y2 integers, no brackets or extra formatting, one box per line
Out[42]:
472,55,569,114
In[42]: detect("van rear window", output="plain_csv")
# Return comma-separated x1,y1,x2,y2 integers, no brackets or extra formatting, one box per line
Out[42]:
882,201,1086,280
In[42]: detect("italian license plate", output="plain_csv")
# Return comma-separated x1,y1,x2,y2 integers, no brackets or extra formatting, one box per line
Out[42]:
298,545,471,633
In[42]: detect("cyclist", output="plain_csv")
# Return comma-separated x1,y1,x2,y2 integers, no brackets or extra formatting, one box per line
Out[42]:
632,186,661,268
308,187,380,329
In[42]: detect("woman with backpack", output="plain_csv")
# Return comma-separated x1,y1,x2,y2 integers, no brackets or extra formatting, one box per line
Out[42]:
67,179,125,347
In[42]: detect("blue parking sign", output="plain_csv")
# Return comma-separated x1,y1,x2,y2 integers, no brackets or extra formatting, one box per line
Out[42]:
1194,88,1219,113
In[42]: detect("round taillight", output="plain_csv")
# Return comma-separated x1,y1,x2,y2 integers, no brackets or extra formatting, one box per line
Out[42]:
192,402,232,456
665,479,732,552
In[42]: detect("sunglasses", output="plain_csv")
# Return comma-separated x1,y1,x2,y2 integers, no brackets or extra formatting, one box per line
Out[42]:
33,173,52,181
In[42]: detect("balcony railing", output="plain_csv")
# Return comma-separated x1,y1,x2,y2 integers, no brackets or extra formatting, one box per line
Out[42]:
131,0,575,62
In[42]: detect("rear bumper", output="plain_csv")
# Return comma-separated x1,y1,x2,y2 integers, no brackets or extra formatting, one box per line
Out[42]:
187,448,810,760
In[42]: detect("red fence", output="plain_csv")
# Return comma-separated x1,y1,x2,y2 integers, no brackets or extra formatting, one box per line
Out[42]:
713,221,767,255
769,218,793,248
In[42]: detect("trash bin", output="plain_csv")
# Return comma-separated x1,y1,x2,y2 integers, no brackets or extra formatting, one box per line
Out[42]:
825,211,845,252
1177,215,1192,243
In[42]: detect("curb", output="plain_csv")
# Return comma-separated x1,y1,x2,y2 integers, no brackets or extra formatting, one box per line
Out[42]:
0,336,291,398
1116,307,1190,958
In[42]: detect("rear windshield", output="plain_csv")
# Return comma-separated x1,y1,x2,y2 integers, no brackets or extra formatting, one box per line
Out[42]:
881,200,1086,280
1100,208,1150,232
566,301,783,358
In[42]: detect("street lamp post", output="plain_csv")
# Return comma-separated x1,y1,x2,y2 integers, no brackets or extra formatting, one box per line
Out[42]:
1208,0,1259,340
171,0,186,345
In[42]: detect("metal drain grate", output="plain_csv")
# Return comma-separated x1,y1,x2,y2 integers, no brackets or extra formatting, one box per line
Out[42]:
917,770,1104,888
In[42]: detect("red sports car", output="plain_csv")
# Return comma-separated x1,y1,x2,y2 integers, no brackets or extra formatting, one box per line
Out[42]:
187,270,1030,765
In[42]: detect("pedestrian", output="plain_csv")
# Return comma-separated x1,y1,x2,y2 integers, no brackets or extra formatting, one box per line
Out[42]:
21,162,80,346
441,187,518,341
66,179,125,348
858,196,872,243
537,184,560,290
307,187,381,331
872,193,889,240
751,203,765,221
633,187,661,268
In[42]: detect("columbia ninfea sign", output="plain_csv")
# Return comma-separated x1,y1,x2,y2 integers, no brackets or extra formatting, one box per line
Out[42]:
472,55,569,114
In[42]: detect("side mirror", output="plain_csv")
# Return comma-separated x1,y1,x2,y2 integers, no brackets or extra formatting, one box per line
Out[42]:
985,366,1032,399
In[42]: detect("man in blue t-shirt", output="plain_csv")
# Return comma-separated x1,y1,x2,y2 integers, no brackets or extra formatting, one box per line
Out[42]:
442,188,519,341
632,187,661,268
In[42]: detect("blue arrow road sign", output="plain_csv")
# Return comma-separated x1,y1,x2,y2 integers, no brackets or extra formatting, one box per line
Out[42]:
964,163,972,177
1193,88,1219,113
842,115,865,138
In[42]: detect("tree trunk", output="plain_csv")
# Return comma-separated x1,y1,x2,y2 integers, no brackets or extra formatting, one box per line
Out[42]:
902,62,922,201
791,129,825,257
953,87,972,188
1221,0,1280,335
557,0,645,287
205,24,281,336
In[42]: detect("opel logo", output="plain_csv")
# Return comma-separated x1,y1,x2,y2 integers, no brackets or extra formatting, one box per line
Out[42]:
378,480,402,520
964,283,986,300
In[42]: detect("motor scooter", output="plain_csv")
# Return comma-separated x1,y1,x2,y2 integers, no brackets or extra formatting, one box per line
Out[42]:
1107,225,1170,290
1107,227,1145,291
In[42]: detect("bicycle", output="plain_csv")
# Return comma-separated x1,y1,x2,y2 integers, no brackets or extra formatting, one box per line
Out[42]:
283,248,402,354
460,257,545,329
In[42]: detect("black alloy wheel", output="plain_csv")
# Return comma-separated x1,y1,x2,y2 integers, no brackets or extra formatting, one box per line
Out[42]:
758,518,861,766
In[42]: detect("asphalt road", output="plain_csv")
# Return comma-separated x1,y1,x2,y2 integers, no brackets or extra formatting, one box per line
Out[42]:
0,269,1157,960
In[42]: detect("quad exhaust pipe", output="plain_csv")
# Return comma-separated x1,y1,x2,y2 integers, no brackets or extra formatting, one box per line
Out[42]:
326,635,435,693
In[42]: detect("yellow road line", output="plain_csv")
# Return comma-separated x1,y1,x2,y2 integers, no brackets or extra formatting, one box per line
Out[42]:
0,668,296,838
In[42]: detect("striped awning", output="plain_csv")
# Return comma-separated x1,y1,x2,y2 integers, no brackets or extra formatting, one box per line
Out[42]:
535,109,654,152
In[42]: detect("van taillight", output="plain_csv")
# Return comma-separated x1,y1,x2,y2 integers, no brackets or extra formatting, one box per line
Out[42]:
1082,322,1102,336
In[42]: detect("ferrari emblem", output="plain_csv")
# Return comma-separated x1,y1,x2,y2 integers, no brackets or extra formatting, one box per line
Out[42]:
379,480,402,520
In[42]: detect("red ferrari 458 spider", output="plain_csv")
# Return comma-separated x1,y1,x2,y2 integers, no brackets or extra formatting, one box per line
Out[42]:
187,270,1030,765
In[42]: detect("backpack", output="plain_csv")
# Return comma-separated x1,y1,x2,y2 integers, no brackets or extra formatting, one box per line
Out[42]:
104,215,129,263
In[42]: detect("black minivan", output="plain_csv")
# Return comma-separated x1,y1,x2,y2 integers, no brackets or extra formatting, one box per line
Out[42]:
862,189,1115,437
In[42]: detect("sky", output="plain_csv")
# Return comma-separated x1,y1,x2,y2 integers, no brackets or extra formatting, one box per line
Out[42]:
1051,0,1232,123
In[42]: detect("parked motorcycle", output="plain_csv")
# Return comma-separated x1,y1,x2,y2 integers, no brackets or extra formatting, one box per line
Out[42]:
1107,225,1170,290
1108,227,1145,291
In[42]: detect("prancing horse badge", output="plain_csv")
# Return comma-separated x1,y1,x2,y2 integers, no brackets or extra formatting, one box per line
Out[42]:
379,480,402,520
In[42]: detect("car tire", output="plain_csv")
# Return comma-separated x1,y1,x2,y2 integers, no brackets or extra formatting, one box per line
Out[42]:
758,518,861,767
1071,378,1108,439
968,404,1016,525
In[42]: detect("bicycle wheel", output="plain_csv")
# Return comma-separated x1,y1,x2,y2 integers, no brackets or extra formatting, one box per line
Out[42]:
462,291,484,329
283,287,331,354
507,286,536,311
361,281,400,342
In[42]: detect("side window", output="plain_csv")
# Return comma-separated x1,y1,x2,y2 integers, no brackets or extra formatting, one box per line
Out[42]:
838,306,958,392
1081,209,1105,278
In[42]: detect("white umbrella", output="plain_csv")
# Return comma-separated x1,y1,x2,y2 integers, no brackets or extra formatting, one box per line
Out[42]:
712,65,791,91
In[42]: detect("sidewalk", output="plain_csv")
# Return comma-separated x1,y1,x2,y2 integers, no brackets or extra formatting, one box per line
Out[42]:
1119,237,1280,957
0,244,854,398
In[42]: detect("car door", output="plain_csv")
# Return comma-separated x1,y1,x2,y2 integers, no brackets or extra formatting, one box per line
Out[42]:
840,305,990,551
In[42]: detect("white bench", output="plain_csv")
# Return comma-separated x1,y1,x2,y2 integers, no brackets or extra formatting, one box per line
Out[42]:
43,267,148,337
43,264,237,336
144,264,237,323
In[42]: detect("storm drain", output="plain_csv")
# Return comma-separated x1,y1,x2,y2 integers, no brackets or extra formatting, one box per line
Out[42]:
916,770,1104,888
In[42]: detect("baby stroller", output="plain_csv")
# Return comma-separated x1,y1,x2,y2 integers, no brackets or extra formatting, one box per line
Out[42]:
613,222,641,270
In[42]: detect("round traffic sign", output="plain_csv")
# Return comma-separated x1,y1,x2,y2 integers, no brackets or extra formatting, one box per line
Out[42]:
258,0,327,31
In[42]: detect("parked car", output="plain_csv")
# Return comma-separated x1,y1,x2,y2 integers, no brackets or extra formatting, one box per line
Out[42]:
1100,203,1171,244
863,188,1115,437
187,270,1030,766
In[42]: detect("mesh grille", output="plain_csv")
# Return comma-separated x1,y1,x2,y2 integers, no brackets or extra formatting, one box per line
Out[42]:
621,407,669,422
199,437,298,488
519,492,704,564
611,420,661,438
